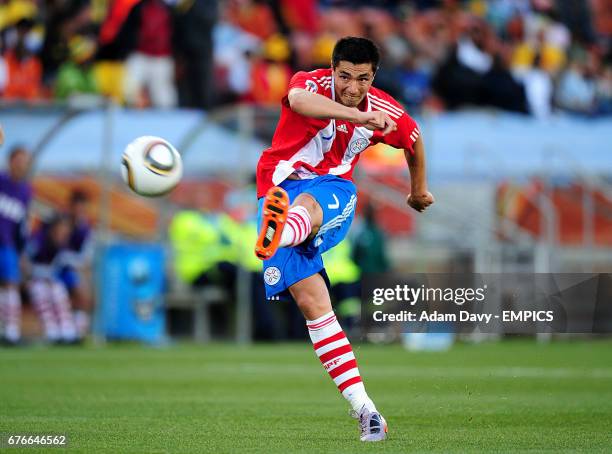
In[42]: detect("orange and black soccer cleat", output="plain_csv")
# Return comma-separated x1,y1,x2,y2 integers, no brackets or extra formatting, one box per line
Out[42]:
255,186,290,260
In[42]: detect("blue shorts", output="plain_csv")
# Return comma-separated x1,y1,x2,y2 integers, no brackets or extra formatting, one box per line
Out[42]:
58,266,80,291
0,245,20,284
257,175,357,299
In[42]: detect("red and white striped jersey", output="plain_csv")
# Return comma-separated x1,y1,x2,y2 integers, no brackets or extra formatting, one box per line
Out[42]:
256,68,420,198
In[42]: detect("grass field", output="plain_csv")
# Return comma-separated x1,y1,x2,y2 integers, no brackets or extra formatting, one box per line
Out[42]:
1,340,612,453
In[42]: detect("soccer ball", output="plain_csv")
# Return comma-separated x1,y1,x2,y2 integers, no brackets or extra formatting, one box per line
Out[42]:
121,136,183,197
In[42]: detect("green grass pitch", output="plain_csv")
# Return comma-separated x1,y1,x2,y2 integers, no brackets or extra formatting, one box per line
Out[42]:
1,340,612,453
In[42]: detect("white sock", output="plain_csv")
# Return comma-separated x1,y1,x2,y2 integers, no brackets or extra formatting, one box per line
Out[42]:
0,288,7,336
51,282,77,341
307,310,376,413
30,280,60,341
5,288,21,342
279,206,312,247
74,310,90,338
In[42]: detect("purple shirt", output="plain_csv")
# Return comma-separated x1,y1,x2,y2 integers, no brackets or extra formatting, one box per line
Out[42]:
29,224,64,265
68,221,91,253
0,172,32,248
28,223,67,279
59,220,93,268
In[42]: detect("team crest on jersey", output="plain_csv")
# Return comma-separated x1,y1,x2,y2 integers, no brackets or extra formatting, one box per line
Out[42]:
305,80,318,93
264,267,282,285
348,138,369,159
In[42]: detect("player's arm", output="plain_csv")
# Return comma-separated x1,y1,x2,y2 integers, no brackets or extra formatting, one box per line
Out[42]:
405,135,434,213
288,88,396,134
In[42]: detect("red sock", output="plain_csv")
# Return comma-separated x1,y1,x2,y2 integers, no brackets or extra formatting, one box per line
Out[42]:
279,206,311,247
307,311,376,412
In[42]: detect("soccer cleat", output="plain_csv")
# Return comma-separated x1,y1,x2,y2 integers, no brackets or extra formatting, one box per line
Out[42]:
255,186,290,260
352,406,388,442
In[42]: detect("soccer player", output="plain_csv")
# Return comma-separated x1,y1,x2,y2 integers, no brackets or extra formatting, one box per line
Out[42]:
254,37,434,441
58,189,94,337
27,214,78,343
0,146,32,345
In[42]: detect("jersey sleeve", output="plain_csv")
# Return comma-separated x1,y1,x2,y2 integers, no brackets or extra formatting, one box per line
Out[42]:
383,112,421,154
287,71,326,94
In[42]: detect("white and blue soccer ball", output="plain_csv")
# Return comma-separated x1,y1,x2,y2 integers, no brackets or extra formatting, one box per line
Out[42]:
121,136,183,197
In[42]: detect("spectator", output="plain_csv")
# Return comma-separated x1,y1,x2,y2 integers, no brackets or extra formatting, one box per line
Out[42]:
2,18,42,100
516,52,553,118
0,146,32,345
174,0,217,109
596,64,612,115
0,0,611,119
57,189,94,338
555,58,597,115
456,19,494,75
431,42,483,109
481,44,528,113
247,34,292,105
121,0,177,108
225,0,277,41
40,0,92,86
397,51,431,109
168,210,227,288
27,214,79,344
94,0,140,103
54,34,99,99
352,204,390,275
213,21,260,102
279,0,318,35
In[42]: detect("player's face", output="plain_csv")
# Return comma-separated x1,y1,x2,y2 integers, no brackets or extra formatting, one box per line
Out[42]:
71,201,87,221
332,61,375,108
9,150,31,181
51,220,71,246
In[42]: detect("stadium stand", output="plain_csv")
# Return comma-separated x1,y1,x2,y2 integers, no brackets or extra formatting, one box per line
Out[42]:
0,0,610,116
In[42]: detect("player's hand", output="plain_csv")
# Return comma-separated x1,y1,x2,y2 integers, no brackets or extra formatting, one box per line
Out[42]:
352,111,397,136
407,191,434,213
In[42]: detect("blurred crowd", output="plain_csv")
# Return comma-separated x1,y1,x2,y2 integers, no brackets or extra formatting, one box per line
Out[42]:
1,0,612,116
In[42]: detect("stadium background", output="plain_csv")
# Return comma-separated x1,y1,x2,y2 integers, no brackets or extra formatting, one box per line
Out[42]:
1,0,611,452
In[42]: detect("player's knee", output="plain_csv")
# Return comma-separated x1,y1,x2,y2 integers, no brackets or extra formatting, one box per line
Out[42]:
294,293,328,319
292,193,323,231
291,283,332,319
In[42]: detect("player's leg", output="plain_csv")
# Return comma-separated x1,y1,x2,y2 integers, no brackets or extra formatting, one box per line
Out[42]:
29,279,61,342
256,176,387,440
0,283,22,344
49,280,77,343
59,266,90,338
289,273,387,442
0,247,23,344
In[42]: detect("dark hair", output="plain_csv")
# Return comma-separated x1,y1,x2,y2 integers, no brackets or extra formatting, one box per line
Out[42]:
8,145,29,161
70,189,89,205
332,37,380,73
46,212,71,232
